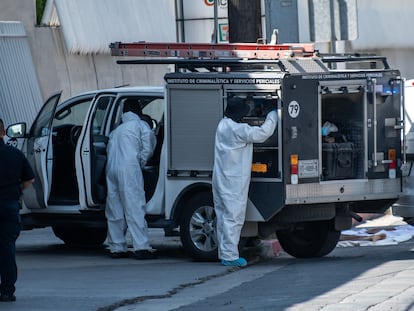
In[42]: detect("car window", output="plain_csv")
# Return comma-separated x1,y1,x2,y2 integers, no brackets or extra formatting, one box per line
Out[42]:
92,96,115,135
53,99,93,127
111,96,164,131
142,98,164,123
31,93,61,138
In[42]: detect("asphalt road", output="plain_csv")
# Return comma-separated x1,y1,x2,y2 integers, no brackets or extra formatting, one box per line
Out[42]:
5,224,414,311
8,228,229,311
171,241,414,311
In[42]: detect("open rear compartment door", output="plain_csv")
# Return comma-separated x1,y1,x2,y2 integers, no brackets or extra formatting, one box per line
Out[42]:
320,80,367,182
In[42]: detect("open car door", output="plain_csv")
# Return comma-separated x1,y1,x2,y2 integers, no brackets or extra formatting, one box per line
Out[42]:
76,93,116,209
75,91,165,210
24,92,62,209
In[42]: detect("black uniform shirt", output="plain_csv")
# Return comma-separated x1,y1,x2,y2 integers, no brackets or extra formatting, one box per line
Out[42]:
0,139,35,201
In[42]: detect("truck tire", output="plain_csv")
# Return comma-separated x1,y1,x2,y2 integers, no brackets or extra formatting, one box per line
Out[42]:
276,219,340,258
52,226,107,246
180,192,218,261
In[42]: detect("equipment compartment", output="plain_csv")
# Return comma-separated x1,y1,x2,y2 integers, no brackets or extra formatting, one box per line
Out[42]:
252,148,279,178
320,84,366,181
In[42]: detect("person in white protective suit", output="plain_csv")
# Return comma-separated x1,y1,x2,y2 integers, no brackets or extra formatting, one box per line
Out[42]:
212,97,277,267
105,99,157,259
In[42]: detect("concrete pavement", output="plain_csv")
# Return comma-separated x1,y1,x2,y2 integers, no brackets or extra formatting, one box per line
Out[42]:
116,214,413,311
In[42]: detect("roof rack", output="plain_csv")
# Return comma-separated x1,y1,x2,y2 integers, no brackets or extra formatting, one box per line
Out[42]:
116,58,289,72
320,54,390,69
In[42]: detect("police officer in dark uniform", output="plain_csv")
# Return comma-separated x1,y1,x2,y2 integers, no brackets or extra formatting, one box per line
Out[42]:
0,119,34,302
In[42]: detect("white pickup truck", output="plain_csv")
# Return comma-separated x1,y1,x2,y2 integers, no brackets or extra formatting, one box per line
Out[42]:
7,87,167,247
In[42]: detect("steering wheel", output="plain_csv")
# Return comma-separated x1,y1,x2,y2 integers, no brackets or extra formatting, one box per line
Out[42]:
141,114,158,130
70,125,82,146
150,118,158,130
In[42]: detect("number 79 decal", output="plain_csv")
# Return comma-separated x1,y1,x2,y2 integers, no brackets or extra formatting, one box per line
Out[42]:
288,101,300,118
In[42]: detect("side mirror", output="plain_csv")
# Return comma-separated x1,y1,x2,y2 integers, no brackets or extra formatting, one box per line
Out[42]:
6,123,27,138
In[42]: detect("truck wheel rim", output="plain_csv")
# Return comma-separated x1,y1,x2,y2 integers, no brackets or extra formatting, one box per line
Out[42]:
189,205,217,252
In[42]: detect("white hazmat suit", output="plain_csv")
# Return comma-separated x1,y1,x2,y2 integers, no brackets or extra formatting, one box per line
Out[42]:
105,111,156,253
212,108,277,262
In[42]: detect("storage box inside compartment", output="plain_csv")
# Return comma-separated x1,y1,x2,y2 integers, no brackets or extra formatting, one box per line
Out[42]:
321,92,364,181
322,142,356,180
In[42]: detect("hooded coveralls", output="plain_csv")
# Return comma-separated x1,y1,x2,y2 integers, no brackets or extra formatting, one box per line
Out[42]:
105,112,156,253
212,110,277,261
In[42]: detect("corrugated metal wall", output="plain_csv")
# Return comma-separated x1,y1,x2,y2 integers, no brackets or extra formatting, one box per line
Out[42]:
53,0,176,54
0,21,43,127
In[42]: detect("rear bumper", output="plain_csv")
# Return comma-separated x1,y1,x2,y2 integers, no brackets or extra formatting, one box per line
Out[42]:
286,179,401,205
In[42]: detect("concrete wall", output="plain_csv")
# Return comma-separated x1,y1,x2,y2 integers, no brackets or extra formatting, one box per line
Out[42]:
0,1,167,103
296,0,414,79
349,0,414,79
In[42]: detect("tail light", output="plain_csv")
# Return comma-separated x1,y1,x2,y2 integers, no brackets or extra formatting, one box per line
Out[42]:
290,154,298,184
388,149,396,179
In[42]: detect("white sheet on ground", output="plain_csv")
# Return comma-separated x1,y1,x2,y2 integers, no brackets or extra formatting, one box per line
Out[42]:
337,225,414,247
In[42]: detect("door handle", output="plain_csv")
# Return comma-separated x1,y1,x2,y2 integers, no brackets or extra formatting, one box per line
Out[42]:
372,78,378,166
394,119,404,130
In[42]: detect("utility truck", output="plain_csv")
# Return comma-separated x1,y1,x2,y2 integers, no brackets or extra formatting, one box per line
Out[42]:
7,41,404,260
